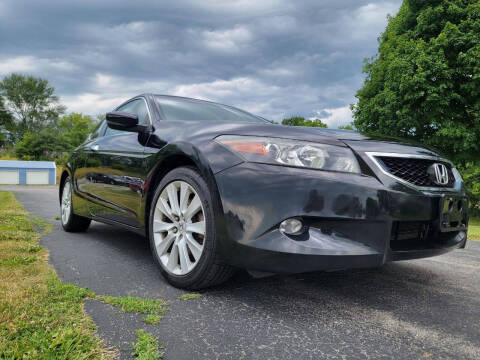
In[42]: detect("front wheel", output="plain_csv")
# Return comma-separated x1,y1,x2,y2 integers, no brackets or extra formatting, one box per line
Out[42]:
60,177,91,232
149,167,235,289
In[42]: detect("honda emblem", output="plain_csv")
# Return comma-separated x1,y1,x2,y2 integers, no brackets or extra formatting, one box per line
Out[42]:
429,163,449,185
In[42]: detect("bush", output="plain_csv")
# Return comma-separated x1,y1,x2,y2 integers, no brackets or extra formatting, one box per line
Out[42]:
458,162,480,217
282,116,328,127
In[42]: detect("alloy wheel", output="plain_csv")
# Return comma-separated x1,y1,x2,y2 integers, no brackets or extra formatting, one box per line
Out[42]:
61,181,72,224
153,181,206,275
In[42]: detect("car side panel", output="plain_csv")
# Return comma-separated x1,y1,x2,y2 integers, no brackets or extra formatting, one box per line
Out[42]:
80,132,149,227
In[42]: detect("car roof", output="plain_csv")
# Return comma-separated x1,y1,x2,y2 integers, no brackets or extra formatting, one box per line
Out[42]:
148,94,234,107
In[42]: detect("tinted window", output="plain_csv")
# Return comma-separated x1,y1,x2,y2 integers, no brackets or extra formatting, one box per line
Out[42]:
105,98,150,136
155,97,267,123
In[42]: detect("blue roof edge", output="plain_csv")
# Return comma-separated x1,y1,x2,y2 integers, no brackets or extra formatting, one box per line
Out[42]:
0,160,56,169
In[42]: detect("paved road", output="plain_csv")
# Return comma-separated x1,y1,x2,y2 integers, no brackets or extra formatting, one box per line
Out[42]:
2,185,480,359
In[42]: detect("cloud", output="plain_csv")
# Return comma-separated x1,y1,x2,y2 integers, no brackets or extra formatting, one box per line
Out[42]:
0,2,9,19
61,93,129,116
312,106,353,128
0,56,36,75
0,56,76,76
202,26,253,53
185,0,290,15
349,2,400,41
173,77,278,100
0,0,402,127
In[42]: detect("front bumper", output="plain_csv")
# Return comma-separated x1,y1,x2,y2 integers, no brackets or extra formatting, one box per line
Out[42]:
213,162,468,273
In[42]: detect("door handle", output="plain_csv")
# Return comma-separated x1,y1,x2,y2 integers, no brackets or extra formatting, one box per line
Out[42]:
90,144,99,151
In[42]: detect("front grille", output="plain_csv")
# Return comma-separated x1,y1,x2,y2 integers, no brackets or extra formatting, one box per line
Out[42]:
377,156,455,188
390,220,463,251
391,221,429,242
390,221,430,251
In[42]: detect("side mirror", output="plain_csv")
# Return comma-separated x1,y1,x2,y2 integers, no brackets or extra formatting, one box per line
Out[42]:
106,111,149,133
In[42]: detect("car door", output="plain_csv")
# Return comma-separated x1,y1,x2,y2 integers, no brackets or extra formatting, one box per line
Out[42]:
82,98,151,227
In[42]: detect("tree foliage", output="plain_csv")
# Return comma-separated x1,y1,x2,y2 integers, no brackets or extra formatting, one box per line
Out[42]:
353,0,480,160
14,131,66,161
461,162,480,214
57,113,97,151
282,116,328,128
338,123,355,130
0,95,14,147
352,0,480,214
0,73,66,142
0,95,13,126
14,113,96,162
0,74,96,162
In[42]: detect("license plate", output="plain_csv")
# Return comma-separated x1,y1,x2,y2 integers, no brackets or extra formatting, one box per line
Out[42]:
439,195,468,232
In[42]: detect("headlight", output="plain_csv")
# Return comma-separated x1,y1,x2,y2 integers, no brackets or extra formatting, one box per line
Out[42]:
216,135,360,173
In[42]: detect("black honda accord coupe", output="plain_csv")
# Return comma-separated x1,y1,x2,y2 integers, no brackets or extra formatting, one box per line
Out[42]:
59,94,469,289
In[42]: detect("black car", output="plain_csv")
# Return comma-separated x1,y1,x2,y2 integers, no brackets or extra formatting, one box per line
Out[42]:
59,94,469,289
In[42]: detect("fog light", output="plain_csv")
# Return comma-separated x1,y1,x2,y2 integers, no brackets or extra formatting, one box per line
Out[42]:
279,218,305,235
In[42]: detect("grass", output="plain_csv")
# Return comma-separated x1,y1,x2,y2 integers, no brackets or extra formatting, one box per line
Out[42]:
469,218,480,241
100,296,168,316
141,314,162,325
0,151,18,160
131,330,163,360
100,295,168,323
0,190,168,357
178,293,202,301
0,191,110,359
0,254,38,266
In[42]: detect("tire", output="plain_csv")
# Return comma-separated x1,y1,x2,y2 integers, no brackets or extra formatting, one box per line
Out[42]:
149,166,235,289
60,177,91,232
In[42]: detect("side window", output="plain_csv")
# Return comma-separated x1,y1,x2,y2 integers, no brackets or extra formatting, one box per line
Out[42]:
135,100,149,125
104,99,150,136
104,122,124,137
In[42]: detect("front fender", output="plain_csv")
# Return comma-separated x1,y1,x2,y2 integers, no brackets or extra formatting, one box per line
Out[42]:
142,140,237,256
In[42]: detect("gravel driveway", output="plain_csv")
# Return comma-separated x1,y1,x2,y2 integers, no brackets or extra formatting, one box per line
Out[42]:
2,185,480,360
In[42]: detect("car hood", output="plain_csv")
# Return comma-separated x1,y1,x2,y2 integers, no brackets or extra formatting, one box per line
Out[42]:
159,121,347,147
155,121,443,157
269,126,443,157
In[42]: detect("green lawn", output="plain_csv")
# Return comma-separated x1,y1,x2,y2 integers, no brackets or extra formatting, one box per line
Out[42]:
469,218,480,241
0,190,165,359
0,191,110,359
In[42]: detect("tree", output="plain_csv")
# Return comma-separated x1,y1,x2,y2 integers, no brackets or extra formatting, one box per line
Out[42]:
14,130,66,160
14,113,97,161
0,95,12,127
338,123,355,130
0,73,66,142
461,162,480,216
352,0,480,162
0,131,6,148
282,116,328,128
0,95,14,146
352,0,480,213
57,113,97,150
96,113,106,123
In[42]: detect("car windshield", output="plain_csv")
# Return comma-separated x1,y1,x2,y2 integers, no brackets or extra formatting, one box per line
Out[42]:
155,96,269,123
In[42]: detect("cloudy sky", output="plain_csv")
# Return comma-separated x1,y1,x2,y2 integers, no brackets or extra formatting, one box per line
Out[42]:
0,0,401,127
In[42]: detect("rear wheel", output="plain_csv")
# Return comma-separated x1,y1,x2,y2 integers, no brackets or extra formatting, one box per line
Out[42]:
60,177,91,232
149,167,235,289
